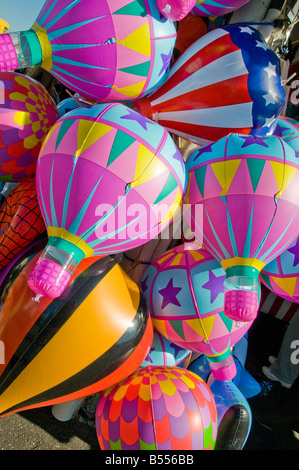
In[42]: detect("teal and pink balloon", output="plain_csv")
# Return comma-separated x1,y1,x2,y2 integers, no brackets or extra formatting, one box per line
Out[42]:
141,328,192,368
185,133,299,323
141,244,255,381
260,234,299,303
134,25,285,146
192,0,250,16
95,365,218,450
27,103,186,299
0,0,177,103
157,0,197,20
274,117,299,156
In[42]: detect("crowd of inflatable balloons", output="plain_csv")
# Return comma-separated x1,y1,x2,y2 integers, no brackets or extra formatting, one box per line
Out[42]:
0,0,298,451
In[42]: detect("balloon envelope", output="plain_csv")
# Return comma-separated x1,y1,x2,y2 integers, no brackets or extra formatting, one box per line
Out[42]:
0,255,153,417
157,0,197,21
96,365,217,450
0,72,58,181
27,103,186,299
134,25,286,146
185,133,299,322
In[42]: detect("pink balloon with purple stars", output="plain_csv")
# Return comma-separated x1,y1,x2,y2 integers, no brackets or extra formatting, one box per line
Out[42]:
141,244,256,380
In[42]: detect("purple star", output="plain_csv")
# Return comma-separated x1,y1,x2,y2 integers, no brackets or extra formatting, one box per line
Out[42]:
158,278,182,309
240,135,269,148
141,275,149,293
159,50,172,76
169,342,184,358
274,123,289,137
288,237,299,266
121,109,153,130
202,270,226,303
193,143,213,161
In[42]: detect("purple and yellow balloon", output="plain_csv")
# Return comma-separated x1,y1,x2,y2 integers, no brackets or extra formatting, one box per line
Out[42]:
27,103,186,299
141,244,255,381
185,133,299,323
191,0,250,17
0,0,176,103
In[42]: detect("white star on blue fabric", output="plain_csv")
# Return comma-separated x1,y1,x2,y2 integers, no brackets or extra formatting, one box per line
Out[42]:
239,26,255,35
264,62,277,79
263,90,278,106
255,40,268,51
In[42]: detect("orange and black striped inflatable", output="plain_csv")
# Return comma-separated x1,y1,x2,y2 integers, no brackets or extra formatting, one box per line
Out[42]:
0,253,153,417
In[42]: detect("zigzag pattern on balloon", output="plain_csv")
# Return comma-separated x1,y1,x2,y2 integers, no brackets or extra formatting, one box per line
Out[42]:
0,72,58,181
192,0,250,17
96,366,217,450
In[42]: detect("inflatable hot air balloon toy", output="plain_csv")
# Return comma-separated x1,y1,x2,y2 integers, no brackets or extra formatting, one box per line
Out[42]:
185,133,299,323
141,244,256,381
95,365,217,450
0,0,177,103
0,71,59,181
0,254,153,417
134,24,286,146
191,0,250,17
27,103,186,299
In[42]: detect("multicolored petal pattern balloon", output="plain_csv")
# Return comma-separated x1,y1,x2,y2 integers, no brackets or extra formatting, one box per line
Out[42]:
135,25,286,146
96,365,217,450
0,72,58,181
0,0,177,103
185,133,299,322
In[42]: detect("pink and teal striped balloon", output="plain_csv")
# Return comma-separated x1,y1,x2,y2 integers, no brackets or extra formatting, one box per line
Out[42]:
27,103,186,299
185,133,299,323
0,0,177,103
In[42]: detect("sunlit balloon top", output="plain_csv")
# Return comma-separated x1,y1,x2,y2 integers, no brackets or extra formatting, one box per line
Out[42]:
0,0,177,102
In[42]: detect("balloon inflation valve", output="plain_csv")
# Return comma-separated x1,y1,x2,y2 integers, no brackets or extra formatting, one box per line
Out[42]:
32,294,42,302
162,4,171,13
